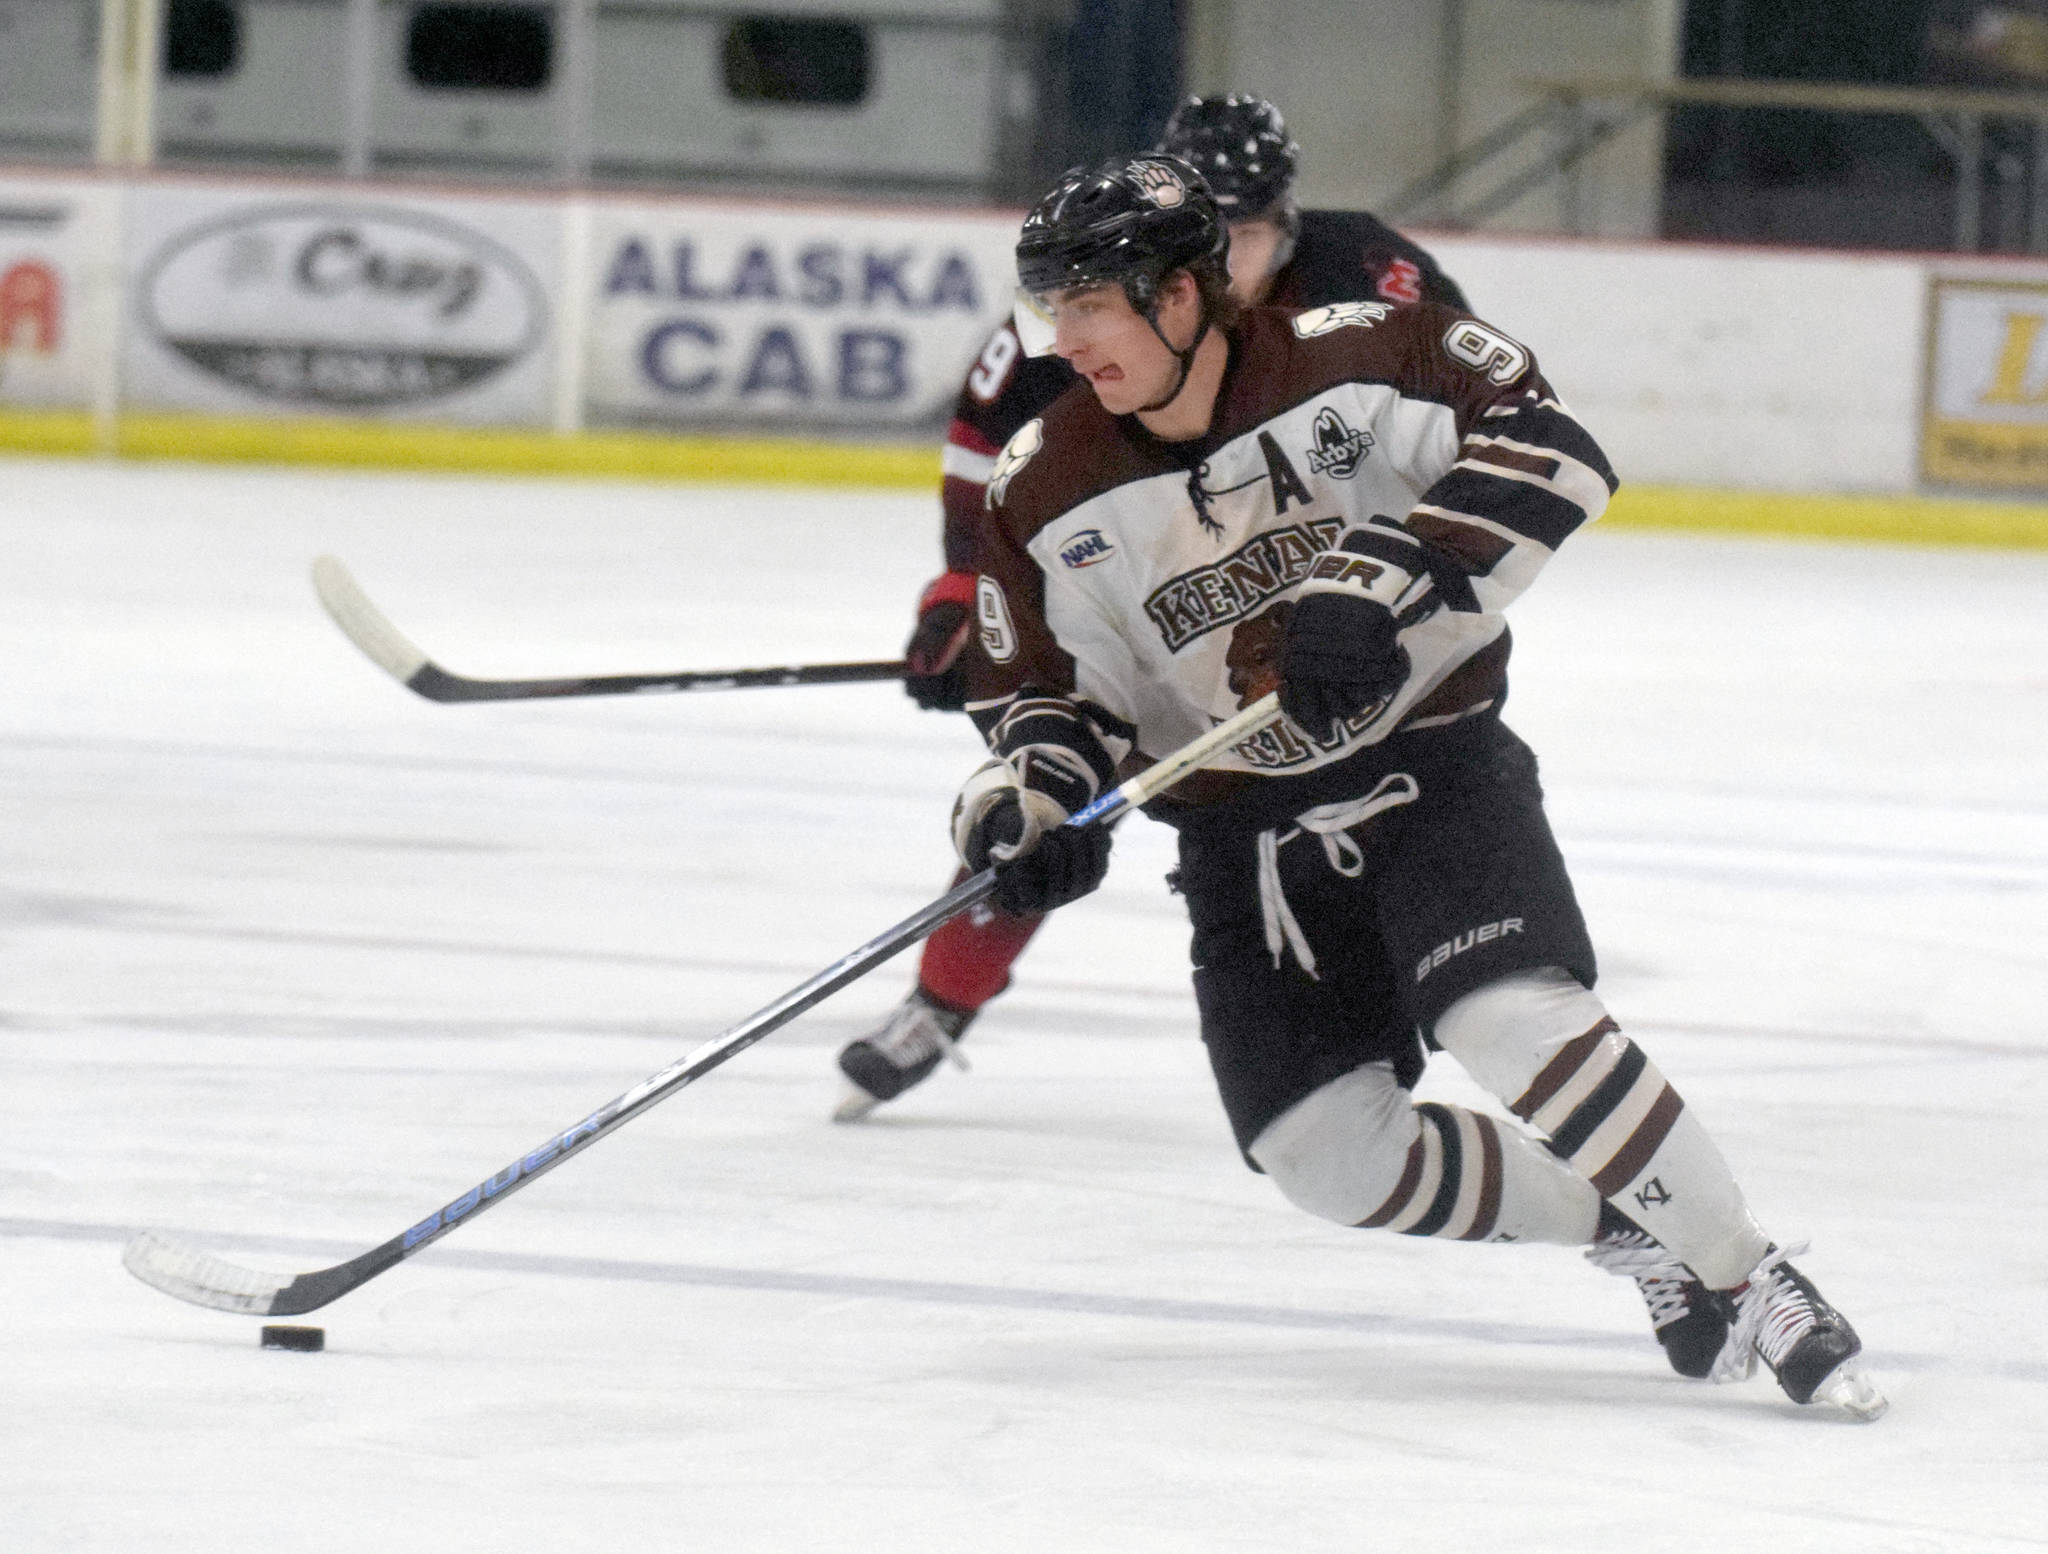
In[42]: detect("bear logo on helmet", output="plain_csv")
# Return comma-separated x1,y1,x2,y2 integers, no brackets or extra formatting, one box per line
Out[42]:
1130,160,1189,209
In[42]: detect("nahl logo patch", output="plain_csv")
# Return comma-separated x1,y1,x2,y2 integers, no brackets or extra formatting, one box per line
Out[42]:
1130,160,1190,209
985,417,1044,508
1059,529,1115,568
1305,406,1374,479
1290,301,1393,338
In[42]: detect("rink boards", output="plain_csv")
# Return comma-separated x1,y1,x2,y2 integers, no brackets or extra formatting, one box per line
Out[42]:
7,162,2048,545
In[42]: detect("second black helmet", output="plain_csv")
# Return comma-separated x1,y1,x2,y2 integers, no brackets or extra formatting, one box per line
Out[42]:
1156,94,1300,221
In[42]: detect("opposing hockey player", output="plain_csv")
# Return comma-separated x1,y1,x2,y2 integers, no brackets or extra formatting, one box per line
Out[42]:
939,154,1885,1414
839,95,1468,1119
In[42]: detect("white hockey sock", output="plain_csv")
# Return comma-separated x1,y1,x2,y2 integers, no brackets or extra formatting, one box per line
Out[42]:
1435,969,1771,1287
1359,1101,1599,1245
1248,1063,1598,1245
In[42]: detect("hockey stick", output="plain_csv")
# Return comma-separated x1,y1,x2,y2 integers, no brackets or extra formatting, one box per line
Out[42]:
123,692,1286,1317
311,555,906,703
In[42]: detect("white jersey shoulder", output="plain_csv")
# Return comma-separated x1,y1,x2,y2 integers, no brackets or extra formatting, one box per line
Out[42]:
986,417,1045,508
1291,301,1395,338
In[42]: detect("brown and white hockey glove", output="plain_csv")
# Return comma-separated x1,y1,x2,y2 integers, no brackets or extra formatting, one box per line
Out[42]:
1279,524,1440,733
949,697,1121,913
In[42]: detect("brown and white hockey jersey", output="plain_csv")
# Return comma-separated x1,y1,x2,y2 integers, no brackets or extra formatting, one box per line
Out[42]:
964,301,1617,796
935,210,1470,574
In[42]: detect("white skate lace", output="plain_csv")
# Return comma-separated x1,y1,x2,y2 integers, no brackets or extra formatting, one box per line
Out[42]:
872,999,969,1073
1255,773,1421,977
1584,1231,1697,1329
1714,1240,1813,1381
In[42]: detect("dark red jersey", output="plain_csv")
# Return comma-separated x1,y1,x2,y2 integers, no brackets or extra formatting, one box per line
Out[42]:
1271,209,1469,314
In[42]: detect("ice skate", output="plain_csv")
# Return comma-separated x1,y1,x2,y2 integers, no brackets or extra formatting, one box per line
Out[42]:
833,990,974,1122
1714,1245,1887,1420
1584,1226,1732,1379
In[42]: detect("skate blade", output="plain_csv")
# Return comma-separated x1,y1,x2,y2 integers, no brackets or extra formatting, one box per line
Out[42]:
1810,1360,1889,1421
831,1084,883,1124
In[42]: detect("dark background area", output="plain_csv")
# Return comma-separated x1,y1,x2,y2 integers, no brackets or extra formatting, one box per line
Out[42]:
136,0,2048,249
1664,0,2048,250
1036,0,1186,190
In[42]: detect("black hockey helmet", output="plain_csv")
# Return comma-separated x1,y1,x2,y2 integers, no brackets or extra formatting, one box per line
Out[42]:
1014,153,1227,314
1156,94,1300,222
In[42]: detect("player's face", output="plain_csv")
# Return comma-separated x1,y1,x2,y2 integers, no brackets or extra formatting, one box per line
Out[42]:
1225,218,1288,305
1045,281,1188,415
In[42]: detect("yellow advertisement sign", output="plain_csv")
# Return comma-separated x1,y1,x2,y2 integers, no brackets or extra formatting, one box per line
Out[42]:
1921,275,2048,487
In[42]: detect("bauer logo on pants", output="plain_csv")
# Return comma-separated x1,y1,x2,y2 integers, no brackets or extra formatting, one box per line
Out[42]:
1416,918,1523,982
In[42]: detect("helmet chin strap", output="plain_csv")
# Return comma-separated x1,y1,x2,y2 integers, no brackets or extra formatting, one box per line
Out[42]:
1137,312,1211,415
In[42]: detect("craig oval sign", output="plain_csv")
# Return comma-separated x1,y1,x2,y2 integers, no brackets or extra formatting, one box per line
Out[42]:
138,203,547,408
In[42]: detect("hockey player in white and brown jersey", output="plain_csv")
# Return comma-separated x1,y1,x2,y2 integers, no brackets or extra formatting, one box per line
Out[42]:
943,153,1885,1417
840,95,1472,1121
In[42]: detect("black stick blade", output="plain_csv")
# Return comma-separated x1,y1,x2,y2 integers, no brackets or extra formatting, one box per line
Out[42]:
312,555,904,703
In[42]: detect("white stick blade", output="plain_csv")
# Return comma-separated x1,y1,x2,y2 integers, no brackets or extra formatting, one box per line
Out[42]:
123,1230,291,1315
311,556,430,684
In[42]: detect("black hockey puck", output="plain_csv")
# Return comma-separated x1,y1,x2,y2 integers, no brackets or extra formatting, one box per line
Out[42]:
260,1324,325,1352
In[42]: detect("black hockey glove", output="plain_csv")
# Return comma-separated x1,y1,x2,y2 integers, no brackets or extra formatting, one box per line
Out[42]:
1279,526,1439,734
961,793,1114,915
903,571,977,712
1278,592,1407,732
950,697,1124,914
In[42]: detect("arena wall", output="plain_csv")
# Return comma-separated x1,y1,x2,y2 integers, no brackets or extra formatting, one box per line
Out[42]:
4,164,2046,548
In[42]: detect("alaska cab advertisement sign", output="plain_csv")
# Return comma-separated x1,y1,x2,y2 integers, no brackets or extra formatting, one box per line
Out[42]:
1920,274,2048,488
584,200,1018,427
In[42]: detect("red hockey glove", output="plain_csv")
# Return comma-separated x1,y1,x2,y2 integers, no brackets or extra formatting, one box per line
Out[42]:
903,571,977,712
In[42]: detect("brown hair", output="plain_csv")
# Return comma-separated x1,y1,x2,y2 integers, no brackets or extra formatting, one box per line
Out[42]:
1151,256,1240,333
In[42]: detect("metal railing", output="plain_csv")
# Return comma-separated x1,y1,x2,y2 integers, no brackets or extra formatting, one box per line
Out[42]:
1385,75,2048,253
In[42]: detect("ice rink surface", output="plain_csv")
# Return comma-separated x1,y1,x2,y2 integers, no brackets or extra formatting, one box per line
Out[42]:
3,455,2045,1552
